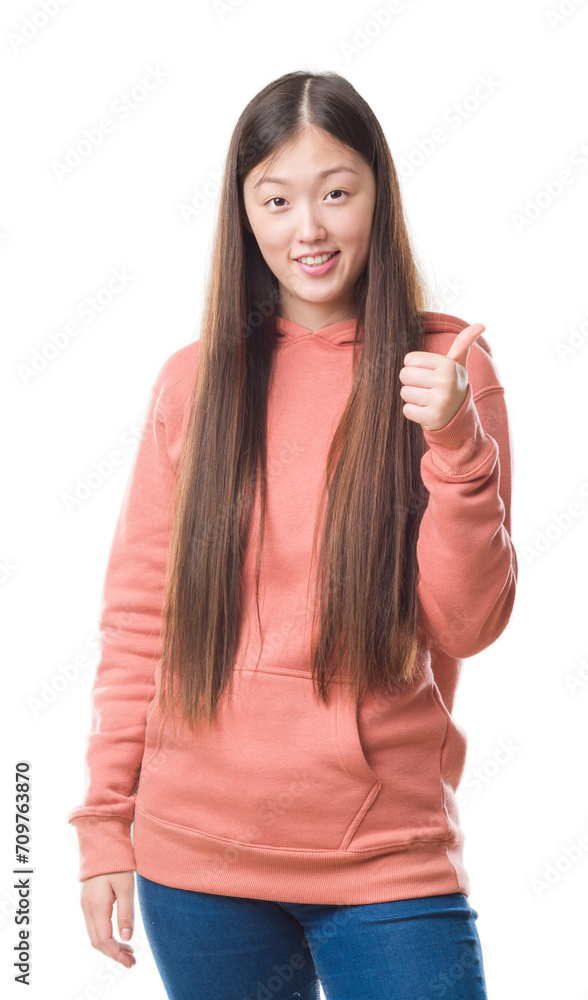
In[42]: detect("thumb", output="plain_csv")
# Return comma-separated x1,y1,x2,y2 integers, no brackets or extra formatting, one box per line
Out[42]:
445,323,486,370
114,875,135,940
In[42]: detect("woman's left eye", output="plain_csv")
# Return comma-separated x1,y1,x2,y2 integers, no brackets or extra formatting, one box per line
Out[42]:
266,190,347,208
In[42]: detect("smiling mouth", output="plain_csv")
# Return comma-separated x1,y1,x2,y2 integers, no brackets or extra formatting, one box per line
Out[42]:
295,251,340,264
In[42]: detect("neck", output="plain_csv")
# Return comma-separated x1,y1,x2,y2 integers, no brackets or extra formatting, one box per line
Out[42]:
277,299,357,335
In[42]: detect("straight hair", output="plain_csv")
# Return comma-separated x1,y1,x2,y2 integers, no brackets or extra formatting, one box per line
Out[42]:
158,70,432,732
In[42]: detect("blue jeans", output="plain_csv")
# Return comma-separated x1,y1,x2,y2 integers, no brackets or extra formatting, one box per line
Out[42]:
136,873,488,999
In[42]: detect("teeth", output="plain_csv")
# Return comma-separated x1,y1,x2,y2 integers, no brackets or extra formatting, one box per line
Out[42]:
297,252,337,265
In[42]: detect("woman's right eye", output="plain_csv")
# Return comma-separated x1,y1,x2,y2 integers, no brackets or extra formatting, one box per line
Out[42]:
266,197,287,208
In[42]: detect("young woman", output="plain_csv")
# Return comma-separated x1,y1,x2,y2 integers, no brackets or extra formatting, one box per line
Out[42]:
67,70,517,999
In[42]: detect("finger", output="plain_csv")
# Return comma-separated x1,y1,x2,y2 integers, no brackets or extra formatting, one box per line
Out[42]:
401,401,428,424
445,323,486,364
402,351,445,370
398,365,436,388
92,900,135,967
399,384,430,407
115,881,136,944
81,900,99,958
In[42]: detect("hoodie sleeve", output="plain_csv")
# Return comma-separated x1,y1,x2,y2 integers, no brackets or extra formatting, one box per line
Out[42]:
66,356,178,881
416,340,517,659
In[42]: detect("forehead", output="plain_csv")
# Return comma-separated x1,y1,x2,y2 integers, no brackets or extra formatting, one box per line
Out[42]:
245,146,369,194
245,129,368,183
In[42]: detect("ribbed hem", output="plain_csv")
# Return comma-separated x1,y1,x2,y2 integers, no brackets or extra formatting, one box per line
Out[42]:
133,805,470,905
68,815,137,882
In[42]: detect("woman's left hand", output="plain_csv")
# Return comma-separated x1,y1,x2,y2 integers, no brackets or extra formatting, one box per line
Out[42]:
398,323,486,432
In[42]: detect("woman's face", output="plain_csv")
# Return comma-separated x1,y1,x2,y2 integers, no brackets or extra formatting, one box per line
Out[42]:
242,128,376,329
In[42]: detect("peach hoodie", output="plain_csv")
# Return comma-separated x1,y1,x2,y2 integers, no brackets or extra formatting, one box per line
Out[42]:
67,311,517,905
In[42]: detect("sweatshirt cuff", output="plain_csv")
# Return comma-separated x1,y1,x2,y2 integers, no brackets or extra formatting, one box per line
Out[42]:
421,382,497,479
68,815,137,882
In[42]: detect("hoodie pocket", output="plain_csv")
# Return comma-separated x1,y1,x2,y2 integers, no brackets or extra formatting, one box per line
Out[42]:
136,666,382,852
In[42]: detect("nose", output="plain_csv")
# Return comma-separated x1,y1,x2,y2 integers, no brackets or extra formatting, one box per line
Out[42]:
294,201,328,246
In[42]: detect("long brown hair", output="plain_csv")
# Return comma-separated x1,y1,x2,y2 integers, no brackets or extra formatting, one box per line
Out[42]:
158,70,432,732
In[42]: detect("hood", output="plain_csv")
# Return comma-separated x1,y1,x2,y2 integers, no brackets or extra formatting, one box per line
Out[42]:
275,311,492,355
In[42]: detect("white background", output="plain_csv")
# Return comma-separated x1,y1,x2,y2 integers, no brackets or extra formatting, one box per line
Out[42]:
2,0,587,997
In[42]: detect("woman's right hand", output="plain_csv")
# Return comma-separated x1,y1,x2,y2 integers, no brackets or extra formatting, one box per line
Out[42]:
79,871,137,968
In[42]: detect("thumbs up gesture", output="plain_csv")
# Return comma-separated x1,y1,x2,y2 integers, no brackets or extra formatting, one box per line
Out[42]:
398,323,486,432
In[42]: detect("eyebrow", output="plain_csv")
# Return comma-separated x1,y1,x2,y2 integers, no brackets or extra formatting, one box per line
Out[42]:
252,166,360,192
